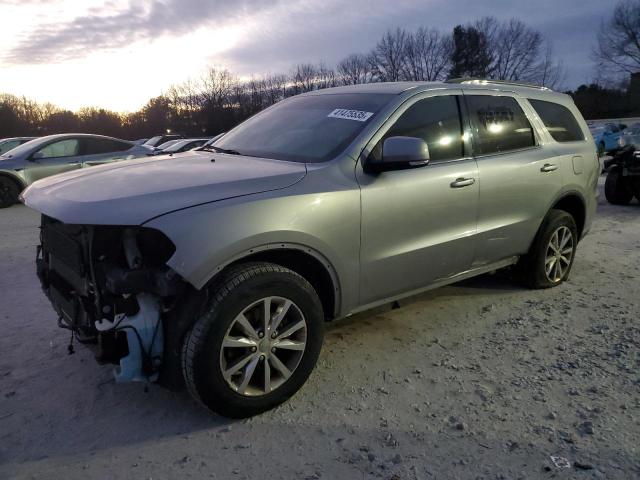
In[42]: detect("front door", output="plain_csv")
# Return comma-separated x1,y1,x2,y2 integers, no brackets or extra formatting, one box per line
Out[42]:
357,92,479,305
24,138,82,184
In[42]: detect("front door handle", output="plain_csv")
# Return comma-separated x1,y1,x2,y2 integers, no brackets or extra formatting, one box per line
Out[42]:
540,163,558,172
450,177,475,188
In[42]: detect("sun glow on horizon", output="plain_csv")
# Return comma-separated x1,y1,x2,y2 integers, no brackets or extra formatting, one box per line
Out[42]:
0,2,249,113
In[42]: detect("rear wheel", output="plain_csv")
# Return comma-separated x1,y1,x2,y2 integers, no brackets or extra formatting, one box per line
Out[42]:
519,209,577,289
182,262,324,418
0,177,19,208
605,168,633,205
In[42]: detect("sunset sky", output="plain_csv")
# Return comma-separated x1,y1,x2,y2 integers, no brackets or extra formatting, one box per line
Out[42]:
0,0,610,113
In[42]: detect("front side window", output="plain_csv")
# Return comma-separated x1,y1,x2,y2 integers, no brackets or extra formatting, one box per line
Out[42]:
371,95,464,163
467,95,535,155
36,139,80,159
529,99,585,143
214,93,394,163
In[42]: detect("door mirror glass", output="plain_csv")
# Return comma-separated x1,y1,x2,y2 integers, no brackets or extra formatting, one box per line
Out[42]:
368,136,430,172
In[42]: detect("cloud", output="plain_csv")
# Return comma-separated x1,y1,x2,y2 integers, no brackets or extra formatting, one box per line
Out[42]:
4,0,278,64
3,0,611,89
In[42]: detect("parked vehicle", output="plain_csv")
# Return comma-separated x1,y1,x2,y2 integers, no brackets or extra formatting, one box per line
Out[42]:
197,132,225,150
143,134,184,148
592,123,627,157
605,123,640,170
605,145,640,204
160,138,210,154
155,139,181,151
22,80,598,417
0,137,36,155
0,134,152,208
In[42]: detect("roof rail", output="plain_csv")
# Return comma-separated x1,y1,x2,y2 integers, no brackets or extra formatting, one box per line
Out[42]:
445,78,552,91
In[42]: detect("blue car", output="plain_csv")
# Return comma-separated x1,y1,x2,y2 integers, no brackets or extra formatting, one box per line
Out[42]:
592,123,627,156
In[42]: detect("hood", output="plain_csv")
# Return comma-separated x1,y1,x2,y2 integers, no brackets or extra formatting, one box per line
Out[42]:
21,151,307,225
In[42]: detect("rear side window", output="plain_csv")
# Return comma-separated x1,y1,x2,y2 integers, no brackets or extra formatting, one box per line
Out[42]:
84,138,132,155
529,99,585,143
466,95,535,155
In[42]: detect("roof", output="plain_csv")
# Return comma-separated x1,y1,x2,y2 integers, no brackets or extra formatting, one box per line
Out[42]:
304,79,564,98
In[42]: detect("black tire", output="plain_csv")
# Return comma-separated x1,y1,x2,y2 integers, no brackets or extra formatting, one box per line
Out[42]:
605,168,633,205
0,177,20,209
182,262,324,418
518,209,578,289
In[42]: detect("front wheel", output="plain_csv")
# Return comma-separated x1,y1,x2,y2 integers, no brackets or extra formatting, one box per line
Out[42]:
182,262,324,418
0,177,19,208
518,209,578,289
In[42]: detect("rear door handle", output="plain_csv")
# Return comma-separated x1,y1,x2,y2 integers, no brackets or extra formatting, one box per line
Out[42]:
541,163,558,172
450,177,476,188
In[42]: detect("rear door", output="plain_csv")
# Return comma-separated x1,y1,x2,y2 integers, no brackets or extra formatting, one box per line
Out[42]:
465,92,562,267
81,137,134,167
24,137,82,183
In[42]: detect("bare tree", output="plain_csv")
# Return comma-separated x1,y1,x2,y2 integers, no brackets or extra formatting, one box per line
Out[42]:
337,53,374,85
315,63,338,89
369,28,409,81
594,0,640,76
291,63,319,93
535,44,566,88
200,68,237,108
489,18,542,81
402,27,452,81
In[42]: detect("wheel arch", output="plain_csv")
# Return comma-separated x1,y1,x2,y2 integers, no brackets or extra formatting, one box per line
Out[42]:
0,171,26,191
550,192,586,239
208,243,341,321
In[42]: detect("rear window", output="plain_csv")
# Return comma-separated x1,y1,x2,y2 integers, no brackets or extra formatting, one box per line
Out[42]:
528,99,585,143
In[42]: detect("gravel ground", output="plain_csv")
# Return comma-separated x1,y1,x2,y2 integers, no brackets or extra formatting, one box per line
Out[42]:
0,177,638,479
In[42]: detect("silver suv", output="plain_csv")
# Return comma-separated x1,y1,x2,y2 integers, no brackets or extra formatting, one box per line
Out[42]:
22,80,598,417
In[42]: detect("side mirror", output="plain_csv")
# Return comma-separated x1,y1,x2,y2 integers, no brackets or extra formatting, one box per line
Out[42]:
30,151,44,161
367,136,430,173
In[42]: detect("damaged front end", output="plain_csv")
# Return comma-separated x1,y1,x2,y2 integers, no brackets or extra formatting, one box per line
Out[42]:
37,215,186,383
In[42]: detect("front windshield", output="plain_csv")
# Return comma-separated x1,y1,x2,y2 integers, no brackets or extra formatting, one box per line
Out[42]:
0,137,45,158
157,140,178,149
214,93,394,162
144,136,163,146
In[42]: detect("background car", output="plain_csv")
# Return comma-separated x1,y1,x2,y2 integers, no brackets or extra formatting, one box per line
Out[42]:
143,134,184,148
196,132,226,150
592,122,627,156
158,138,210,154
607,123,640,169
154,139,182,151
0,137,36,155
0,133,152,208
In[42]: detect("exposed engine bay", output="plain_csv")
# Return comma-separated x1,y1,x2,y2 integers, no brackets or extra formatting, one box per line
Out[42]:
36,215,186,383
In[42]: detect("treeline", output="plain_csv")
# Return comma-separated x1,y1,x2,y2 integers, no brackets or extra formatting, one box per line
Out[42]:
0,13,637,140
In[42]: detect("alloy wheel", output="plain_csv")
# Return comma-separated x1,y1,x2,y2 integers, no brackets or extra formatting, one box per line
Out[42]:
220,296,307,396
544,226,574,283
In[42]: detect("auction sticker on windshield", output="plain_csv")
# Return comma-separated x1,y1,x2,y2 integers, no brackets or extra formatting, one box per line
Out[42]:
327,109,374,122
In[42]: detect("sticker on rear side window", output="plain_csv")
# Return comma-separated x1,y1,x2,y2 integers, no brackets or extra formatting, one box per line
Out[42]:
327,109,374,122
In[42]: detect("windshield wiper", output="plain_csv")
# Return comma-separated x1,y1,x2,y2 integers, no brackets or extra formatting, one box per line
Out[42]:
201,145,242,155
